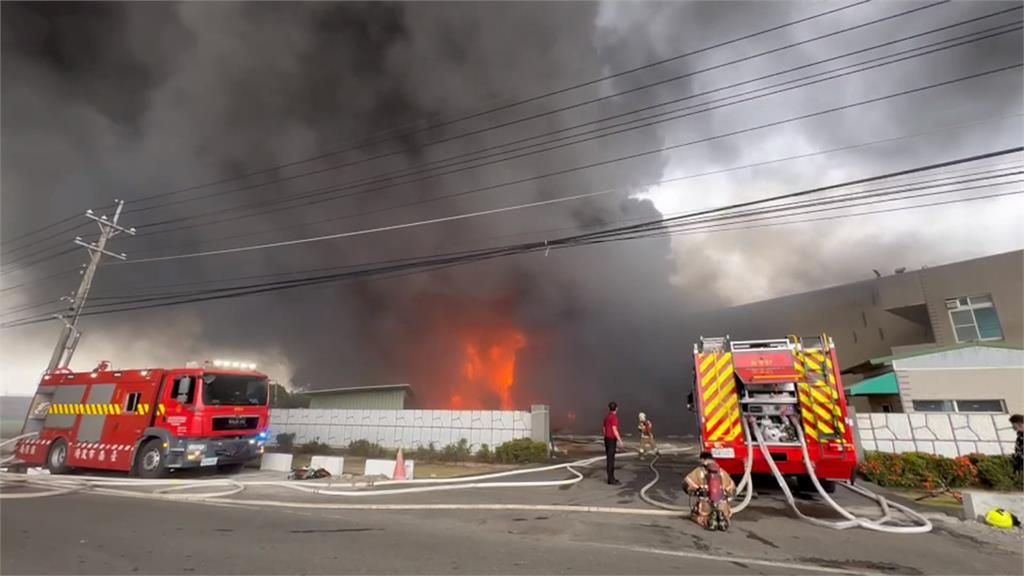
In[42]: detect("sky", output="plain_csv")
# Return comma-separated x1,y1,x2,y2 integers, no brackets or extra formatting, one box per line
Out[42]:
1,2,1021,430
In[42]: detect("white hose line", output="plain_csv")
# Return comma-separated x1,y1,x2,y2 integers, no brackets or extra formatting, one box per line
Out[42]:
789,416,931,534
730,423,755,514
750,418,861,530
750,417,931,534
0,446,694,502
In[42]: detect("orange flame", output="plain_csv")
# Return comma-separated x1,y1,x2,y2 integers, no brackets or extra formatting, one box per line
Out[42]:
449,328,527,409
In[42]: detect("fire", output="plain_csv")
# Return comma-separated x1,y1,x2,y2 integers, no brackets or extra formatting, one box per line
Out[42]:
448,328,527,410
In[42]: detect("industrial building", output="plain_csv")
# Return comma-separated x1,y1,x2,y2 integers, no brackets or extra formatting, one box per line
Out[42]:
692,249,1023,414
302,384,413,410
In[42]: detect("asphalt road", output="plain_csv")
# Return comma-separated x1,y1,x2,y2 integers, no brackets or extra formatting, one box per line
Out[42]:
3,452,1022,575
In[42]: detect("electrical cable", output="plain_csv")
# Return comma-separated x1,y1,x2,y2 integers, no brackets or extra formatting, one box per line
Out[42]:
126,1,963,226
3,149,1018,328
9,1,873,237
130,17,1024,249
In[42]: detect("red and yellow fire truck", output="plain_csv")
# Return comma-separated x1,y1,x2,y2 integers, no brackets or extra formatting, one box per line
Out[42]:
15,362,270,477
691,334,856,491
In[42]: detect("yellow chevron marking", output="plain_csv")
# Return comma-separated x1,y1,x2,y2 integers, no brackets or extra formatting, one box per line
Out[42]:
714,353,732,372
714,366,734,388
699,354,715,372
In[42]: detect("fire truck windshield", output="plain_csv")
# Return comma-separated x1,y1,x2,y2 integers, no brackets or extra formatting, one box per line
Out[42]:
200,374,269,406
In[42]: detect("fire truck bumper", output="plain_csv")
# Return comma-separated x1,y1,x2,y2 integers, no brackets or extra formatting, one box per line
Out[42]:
165,436,265,469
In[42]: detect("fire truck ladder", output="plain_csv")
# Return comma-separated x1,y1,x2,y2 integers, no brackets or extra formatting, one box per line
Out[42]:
792,335,846,447
695,339,742,444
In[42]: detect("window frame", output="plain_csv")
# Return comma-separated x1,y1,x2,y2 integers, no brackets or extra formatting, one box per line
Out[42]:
911,398,1006,413
945,294,1003,343
124,392,142,413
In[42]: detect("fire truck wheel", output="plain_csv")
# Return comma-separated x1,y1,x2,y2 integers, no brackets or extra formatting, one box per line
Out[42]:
820,480,837,494
135,439,168,479
216,463,245,475
45,439,71,475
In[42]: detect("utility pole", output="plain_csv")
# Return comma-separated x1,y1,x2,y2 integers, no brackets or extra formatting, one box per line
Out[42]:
46,200,136,372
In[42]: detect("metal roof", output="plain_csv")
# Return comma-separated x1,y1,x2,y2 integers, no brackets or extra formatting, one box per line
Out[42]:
869,342,1023,365
300,384,413,396
847,372,898,396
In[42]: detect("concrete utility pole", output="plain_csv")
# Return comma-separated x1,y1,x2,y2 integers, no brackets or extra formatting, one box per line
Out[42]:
46,200,136,372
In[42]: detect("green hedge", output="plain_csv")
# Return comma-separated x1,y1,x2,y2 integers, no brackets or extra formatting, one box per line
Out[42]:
860,451,1021,491
494,438,549,464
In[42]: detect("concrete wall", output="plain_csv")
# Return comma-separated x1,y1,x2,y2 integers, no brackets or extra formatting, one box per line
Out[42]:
855,412,1018,457
900,368,1024,414
268,407,543,450
307,389,409,410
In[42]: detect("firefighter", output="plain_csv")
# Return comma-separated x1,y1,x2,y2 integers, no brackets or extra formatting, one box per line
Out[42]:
637,412,658,457
684,451,736,531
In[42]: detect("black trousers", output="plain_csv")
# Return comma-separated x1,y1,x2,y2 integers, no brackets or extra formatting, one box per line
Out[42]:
604,438,617,482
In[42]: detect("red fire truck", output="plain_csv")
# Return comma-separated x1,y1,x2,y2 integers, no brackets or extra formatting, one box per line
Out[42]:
690,334,856,492
15,362,270,477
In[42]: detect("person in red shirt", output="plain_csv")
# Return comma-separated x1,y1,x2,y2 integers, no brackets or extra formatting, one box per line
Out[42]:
603,401,623,485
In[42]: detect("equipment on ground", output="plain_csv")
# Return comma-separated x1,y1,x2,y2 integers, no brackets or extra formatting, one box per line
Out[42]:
12,361,270,477
691,334,856,491
985,508,1016,529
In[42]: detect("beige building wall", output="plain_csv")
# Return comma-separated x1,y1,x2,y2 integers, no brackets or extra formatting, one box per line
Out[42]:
878,250,1023,348
691,250,1023,373
902,368,1024,414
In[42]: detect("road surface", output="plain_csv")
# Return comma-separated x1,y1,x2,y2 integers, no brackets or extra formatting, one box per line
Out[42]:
3,452,1021,575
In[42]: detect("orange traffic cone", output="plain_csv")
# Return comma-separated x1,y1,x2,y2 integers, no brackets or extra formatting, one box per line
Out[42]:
392,448,406,480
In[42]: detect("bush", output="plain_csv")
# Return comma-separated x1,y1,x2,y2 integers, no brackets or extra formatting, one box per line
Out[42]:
477,443,493,462
860,451,1017,492
411,443,439,463
968,454,1021,491
441,439,472,463
494,438,549,464
347,439,392,458
275,432,296,450
296,438,331,454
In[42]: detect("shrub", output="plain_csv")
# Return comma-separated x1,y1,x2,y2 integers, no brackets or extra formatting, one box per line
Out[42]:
477,443,493,462
969,454,1021,491
860,451,1018,492
494,438,549,464
347,439,392,458
411,443,439,463
296,438,331,454
441,439,472,463
275,432,296,450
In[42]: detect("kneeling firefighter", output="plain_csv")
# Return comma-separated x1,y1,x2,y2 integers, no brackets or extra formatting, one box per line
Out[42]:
684,451,736,531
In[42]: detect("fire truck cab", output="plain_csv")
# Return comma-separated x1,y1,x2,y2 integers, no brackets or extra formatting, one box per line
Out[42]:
690,334,856,491
15,363,270,477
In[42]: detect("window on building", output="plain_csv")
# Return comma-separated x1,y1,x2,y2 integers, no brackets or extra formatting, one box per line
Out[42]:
946,294,1003,342
912,399,1006,413
912,400,954,412
954,399,1006,413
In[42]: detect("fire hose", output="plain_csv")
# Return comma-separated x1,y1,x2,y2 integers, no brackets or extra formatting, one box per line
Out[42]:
0,434,692,514
751,415,932,534
639,419,931,533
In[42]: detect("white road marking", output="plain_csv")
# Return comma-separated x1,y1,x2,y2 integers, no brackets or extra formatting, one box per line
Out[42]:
598,543,882,576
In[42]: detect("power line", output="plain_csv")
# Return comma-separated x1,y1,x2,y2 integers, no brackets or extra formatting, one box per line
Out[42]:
7,188,1018,329
119,63,1024,262
4,148,1018,327
131,14,1023,250
129,1,955,228
89,171,1024,305
126,0,874,207
7,0,872,242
